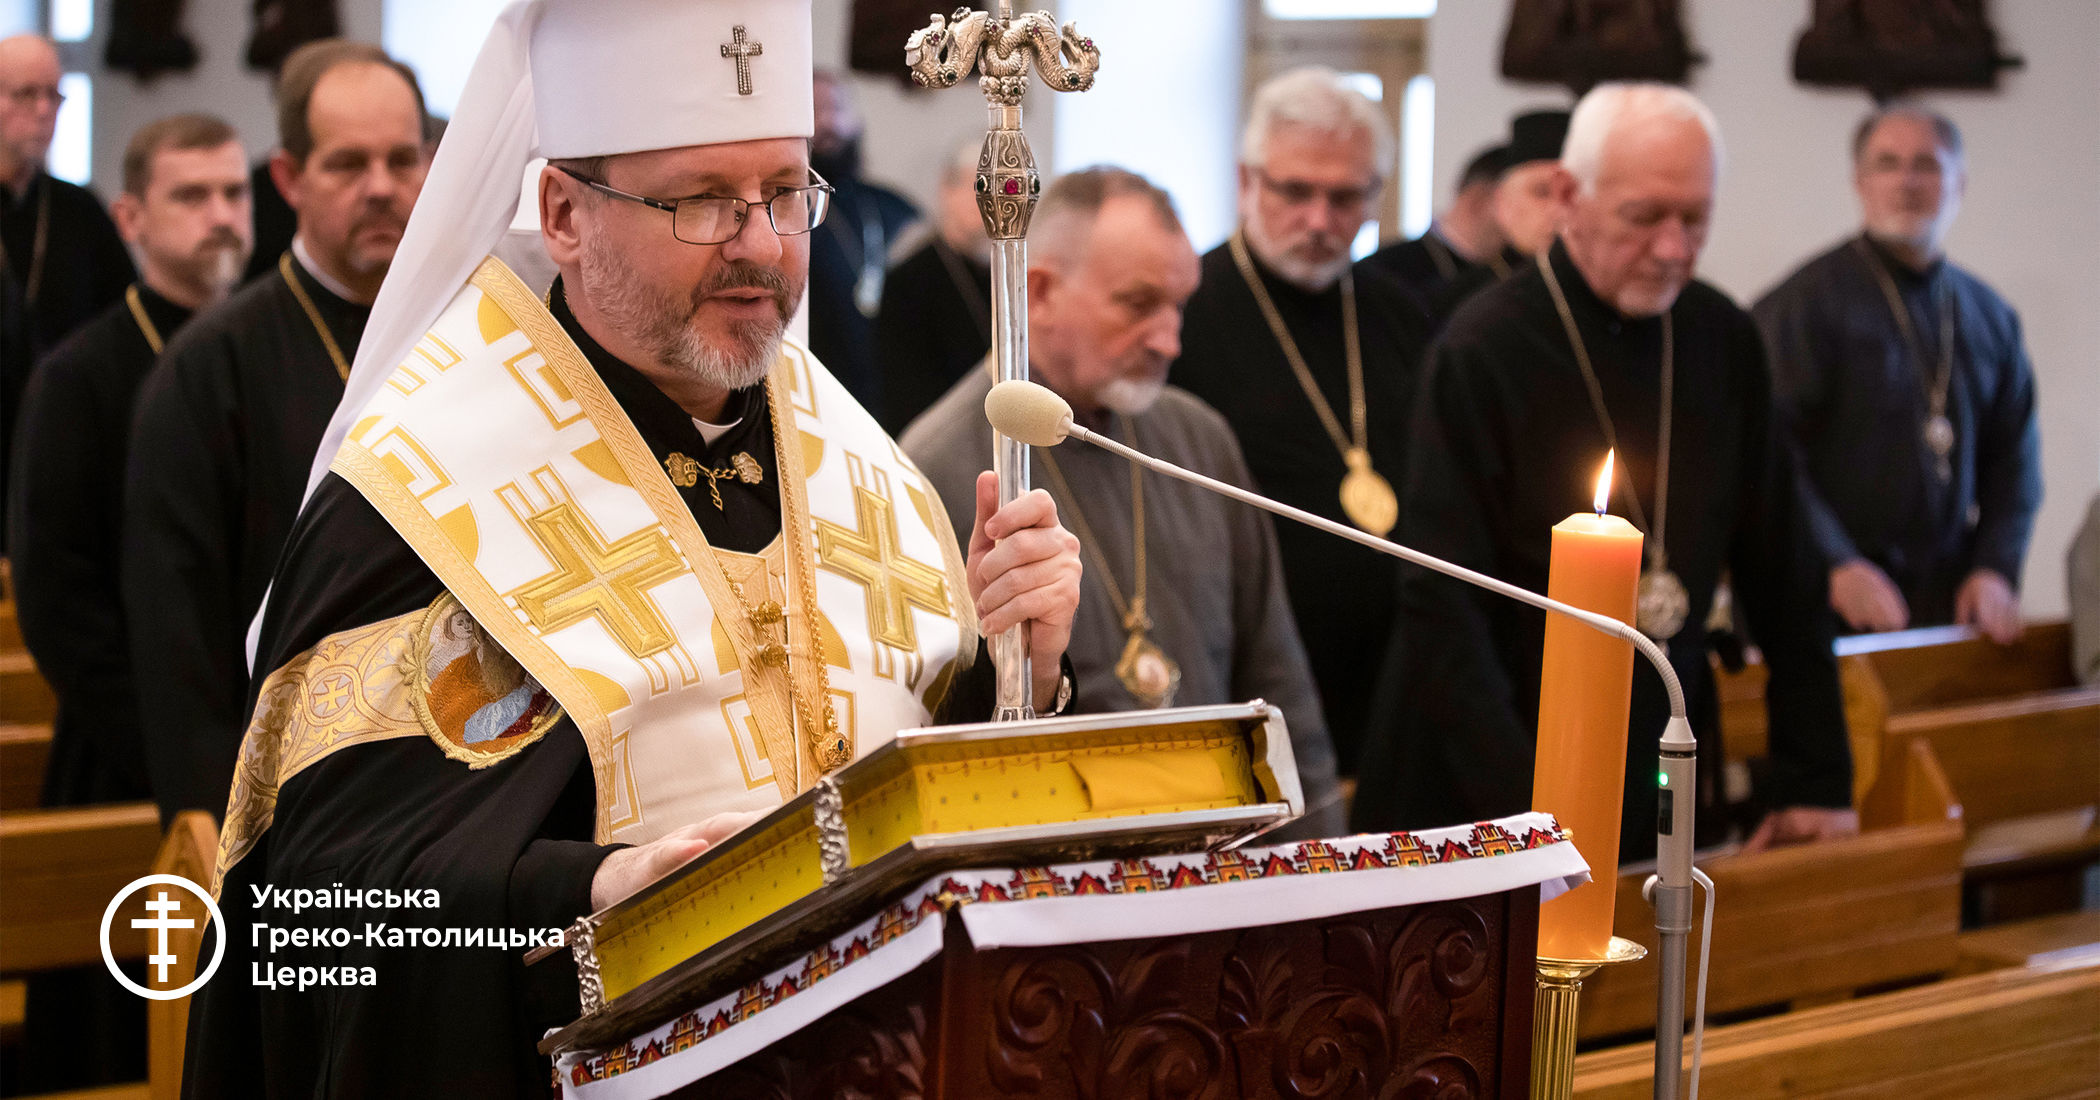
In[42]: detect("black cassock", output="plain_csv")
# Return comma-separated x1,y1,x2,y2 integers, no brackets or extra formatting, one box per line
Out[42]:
2,172,135,552
185,282,1033,1099
1350,242,1853,860
875,235,991,435
7,282,188,807
1171,242,1433,774
1753,236,2042,626
123,253,361,824
1362,230,1519,330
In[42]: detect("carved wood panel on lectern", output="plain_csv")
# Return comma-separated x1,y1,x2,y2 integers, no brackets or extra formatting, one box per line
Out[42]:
686,891,1533,1099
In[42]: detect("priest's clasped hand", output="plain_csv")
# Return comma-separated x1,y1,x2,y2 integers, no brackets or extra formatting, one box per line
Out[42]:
966,470,1083,711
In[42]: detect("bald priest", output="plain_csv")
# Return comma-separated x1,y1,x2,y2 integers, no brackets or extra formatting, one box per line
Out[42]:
182,2,1085,1095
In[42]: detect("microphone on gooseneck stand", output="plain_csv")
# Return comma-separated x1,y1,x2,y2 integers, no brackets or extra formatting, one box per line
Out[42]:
985,378,1716,1100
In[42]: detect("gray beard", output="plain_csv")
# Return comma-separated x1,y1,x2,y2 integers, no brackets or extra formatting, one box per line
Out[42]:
578,233,788,392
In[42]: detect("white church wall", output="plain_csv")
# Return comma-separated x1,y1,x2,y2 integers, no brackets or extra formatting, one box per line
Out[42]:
78,0,384,194
1429,0,2100,620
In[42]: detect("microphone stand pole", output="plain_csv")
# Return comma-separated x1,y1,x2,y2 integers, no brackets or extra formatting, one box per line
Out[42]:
1059,417,1703,1099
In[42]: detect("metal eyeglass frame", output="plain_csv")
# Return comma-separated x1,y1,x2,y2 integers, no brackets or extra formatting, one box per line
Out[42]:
555,165,836,245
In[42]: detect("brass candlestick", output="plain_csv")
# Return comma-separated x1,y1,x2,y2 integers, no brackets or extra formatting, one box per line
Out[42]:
1532,935,1646,1100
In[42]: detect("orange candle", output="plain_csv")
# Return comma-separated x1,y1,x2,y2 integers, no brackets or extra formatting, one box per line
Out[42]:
1533,452,1643,961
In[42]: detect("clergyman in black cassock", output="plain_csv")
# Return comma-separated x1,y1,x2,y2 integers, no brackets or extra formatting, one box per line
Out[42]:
122,248,365,822
1170,68,1434,775
10,283,189,807
1354,240,1855,859
121,41,427,823
1174,246,1430,774
9,111,251,813
1352,86,1854,861
2,172,136,552
1753,105,2041,636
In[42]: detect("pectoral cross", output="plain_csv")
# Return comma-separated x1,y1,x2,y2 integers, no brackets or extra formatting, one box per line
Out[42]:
721,25,763,96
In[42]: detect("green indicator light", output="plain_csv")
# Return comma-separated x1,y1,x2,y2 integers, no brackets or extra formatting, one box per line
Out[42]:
1658,771,1670,788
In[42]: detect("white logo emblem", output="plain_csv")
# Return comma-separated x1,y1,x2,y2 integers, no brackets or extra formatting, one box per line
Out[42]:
100,874,225,1000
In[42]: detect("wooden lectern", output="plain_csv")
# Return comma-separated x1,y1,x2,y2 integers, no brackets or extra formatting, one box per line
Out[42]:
548,815,1583,1098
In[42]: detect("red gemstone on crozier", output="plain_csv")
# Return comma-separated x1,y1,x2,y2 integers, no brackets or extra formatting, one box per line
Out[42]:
1002,178,1021,195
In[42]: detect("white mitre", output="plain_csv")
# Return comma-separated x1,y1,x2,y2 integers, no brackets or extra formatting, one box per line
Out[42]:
304,0,814,503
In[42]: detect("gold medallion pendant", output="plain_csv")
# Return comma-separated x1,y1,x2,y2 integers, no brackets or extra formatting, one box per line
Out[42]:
1637,568,1691,641
1116,631,1181,708
1340,447,1398,537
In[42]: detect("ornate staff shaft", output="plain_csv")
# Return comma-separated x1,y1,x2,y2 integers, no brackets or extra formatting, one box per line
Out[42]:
907,2,1101,720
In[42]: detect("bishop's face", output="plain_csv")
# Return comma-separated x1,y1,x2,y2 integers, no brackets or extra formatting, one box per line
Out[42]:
1854,114,1963,260
1238,122,1381,292
560,138,810,397
1559,116,1714,318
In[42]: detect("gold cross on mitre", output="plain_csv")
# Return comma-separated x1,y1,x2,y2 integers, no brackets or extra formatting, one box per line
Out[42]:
721,25,763,96
814,486,951,651
511,503,685,658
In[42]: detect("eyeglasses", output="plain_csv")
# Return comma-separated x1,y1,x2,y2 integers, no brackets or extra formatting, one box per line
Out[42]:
557,166,834,245
1252,167,1376,214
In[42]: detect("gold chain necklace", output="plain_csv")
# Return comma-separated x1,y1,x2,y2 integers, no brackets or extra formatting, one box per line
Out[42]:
1036,419,1180,707
759,376,847,774
1228,231,1397,536
278,252,352,381
1537,251,1687,641
125,284,165,355
1853,238,1957,482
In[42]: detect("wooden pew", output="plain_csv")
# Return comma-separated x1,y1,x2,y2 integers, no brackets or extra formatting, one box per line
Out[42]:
1,649,57,725
145,812,216,1100
0,807,211,1100
2,722,51,811
1958,909,2100,975
1573,958,2100,1099
1577,737,1965,1040
1838,620,2077,712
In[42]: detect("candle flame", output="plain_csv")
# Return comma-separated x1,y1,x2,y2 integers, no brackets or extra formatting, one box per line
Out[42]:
1594,450,1615,515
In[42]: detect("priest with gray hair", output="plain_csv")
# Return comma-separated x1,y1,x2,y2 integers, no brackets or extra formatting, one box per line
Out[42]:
1352,82,1857,861
184,2,1082,1094
1753,103,2041,643
903,166,1344,836
1170,66,1433,776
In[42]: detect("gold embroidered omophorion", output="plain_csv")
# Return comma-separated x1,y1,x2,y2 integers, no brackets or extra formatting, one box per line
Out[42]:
1228,231,1397,537
330,255,971,846
213,595,564,893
